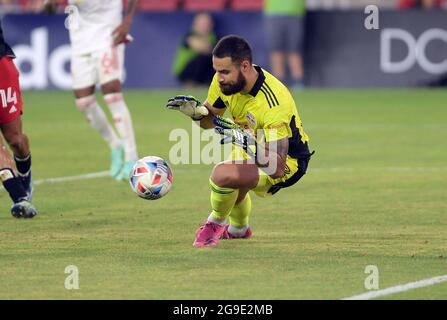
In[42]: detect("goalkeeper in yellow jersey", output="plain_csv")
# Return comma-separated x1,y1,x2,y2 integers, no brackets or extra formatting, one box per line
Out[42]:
167,35,314,248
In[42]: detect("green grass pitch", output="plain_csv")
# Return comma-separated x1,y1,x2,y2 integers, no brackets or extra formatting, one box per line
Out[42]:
0,89,446,299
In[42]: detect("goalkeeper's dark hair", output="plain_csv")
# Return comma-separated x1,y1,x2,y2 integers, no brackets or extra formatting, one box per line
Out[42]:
212,35,253,65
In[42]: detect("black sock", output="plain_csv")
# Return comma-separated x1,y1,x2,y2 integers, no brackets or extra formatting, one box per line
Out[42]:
3,176,28,203
14,154,31,176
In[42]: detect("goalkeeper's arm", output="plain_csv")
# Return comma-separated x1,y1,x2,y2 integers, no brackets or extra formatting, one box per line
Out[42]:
199,101,225,129
213,117,289,179
256,137,288,179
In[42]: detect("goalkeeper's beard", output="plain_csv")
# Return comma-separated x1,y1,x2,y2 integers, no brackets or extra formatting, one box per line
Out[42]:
220,71,247,96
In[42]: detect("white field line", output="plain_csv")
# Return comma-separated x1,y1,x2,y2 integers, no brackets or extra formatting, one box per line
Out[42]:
0,171,109,192
343,275,447,300
32,171,109,186
0,166,445,193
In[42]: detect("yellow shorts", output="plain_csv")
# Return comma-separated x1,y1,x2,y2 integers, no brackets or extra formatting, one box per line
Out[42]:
228,147,301,198
253,156,300,197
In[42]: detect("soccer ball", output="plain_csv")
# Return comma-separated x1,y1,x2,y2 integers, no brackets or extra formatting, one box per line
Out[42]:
129,156,173,200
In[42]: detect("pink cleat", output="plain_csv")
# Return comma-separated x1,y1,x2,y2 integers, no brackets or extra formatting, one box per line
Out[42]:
222,224,253,240
193,221,226,248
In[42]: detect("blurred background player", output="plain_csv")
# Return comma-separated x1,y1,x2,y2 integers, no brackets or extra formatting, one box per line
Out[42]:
0,18,37,218
172,12,217,87
397,0,447,9
167,35,313,248
264,0,306,89
0,0,44,13
44,0,139,181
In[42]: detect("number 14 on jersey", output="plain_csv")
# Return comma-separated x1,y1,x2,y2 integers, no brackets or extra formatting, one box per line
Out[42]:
0,87,17,108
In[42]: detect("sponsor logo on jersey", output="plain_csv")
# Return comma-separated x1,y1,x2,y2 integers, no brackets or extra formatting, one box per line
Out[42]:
246,112,256,127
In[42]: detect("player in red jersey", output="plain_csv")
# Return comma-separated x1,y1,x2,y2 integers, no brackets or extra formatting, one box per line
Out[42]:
0,19,37,218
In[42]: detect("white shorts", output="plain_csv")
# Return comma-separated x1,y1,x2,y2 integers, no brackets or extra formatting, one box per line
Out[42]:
71,45,125,90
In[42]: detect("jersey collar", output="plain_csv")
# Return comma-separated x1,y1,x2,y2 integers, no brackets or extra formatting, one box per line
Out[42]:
248,65,266,97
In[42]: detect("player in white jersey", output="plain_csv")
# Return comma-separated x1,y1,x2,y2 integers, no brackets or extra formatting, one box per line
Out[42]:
45,0,139,181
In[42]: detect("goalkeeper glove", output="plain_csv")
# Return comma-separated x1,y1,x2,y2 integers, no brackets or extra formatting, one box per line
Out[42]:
212,115,240,130
166,95,209,121
214,117,257,158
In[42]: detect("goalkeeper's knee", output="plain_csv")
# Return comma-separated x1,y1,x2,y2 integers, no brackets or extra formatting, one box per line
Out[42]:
211,163,258,189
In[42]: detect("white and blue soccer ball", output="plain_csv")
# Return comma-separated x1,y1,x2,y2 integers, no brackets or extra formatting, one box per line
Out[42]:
129,156,173,200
